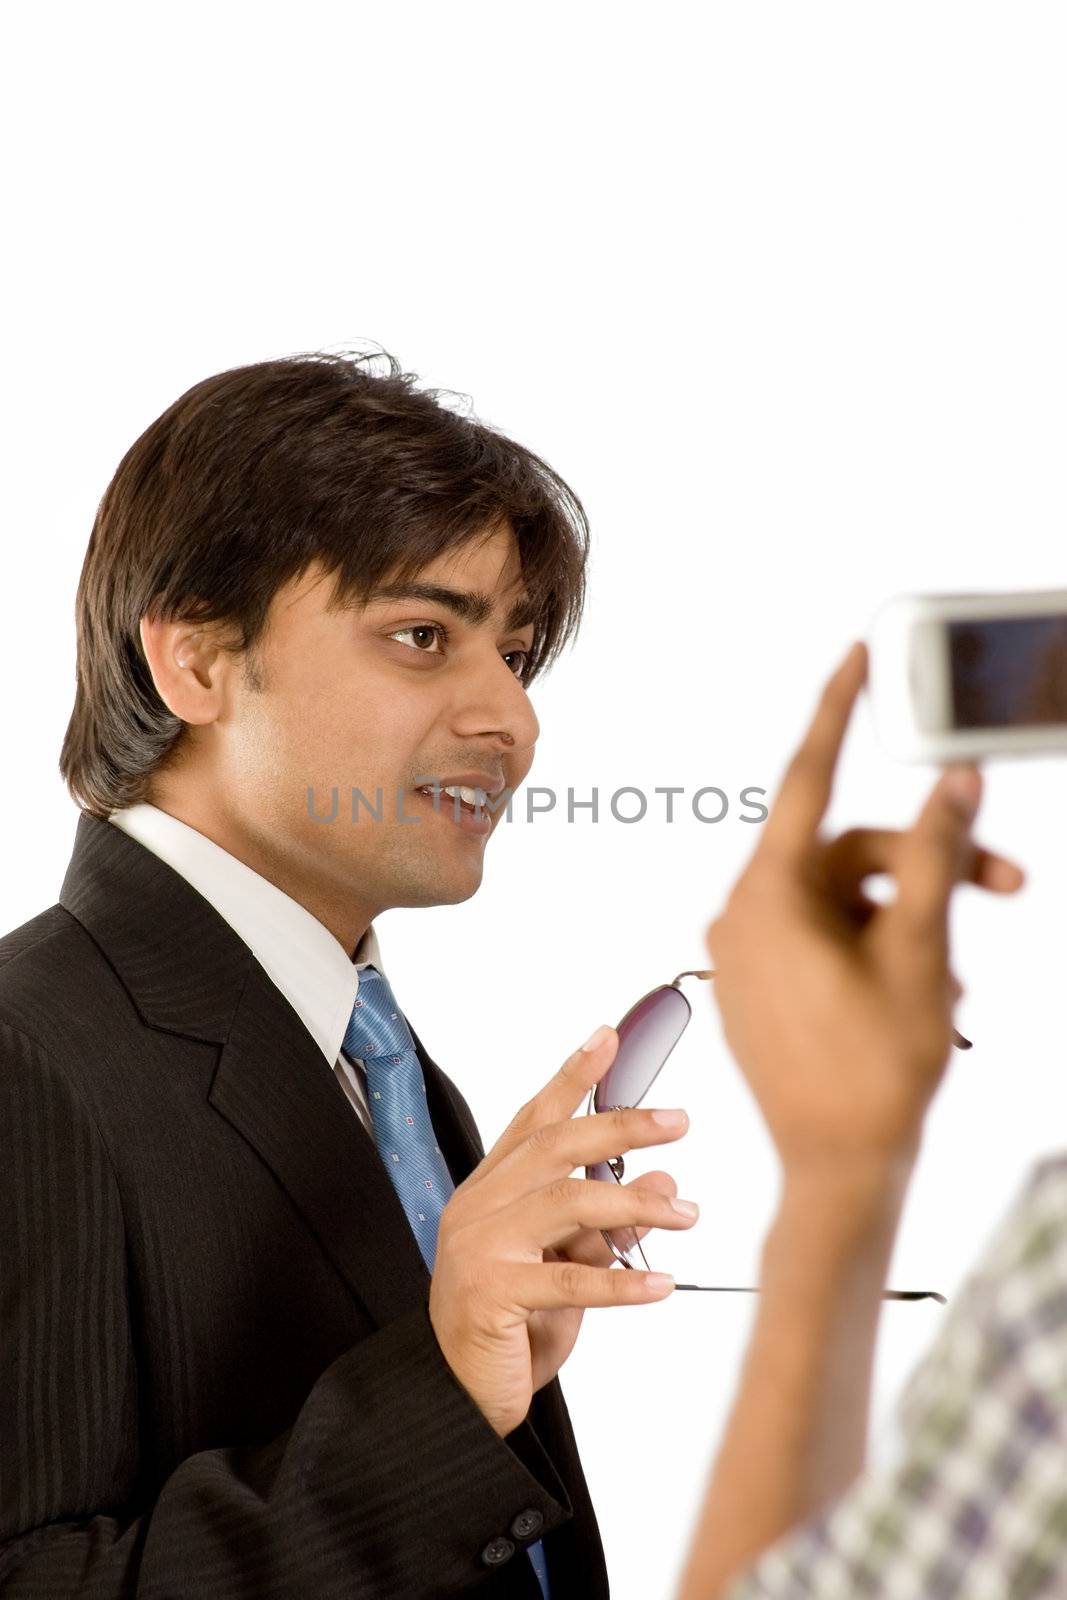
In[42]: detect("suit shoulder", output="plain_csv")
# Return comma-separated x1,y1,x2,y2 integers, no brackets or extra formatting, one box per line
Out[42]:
0,902,74,971
0,904,122,1052
0,902,104,981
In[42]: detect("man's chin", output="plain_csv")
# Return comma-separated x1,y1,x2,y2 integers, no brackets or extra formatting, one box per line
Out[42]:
390,860,485,910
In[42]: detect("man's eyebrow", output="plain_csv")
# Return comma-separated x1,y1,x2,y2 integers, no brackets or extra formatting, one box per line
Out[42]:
365,582,538,631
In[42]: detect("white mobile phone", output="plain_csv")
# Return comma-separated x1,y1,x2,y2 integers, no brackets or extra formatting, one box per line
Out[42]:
868,588,1067,762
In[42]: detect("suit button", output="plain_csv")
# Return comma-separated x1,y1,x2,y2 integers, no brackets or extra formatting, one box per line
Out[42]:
510,1509,544,1541
481,1537,516,1567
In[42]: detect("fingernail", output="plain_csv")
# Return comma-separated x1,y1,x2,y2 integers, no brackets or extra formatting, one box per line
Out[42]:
670,1197,700,1218
940,765,981,820
644,1273,675,1295
580,1023,612,1053
651,1109,689,1128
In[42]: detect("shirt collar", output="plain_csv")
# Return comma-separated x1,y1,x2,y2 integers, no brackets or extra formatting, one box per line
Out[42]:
108,802,381,1069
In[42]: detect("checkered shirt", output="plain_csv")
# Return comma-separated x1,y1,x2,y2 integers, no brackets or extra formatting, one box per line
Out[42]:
726,1153,1067,1600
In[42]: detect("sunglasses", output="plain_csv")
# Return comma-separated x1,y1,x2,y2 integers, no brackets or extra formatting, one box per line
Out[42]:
585,970,955,1304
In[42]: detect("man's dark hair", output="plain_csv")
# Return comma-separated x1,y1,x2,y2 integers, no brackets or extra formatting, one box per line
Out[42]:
59,347,589,818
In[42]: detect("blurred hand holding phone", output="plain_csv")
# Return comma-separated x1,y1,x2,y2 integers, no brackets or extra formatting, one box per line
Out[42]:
585,622,1033,1300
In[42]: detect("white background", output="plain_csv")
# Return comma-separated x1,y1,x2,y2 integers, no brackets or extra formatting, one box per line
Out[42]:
3,6,1067,1596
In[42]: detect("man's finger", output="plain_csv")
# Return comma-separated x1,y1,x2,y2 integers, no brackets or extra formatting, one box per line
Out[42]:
888,765,983,948
475,1026,619,1181
758,642,868,863
549,1170,678,1268
485,1172,698,1258
506,1259,676,1312
467,1104,691,1217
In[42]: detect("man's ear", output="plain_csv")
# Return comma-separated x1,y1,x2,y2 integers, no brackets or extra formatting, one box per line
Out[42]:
138,612,235,725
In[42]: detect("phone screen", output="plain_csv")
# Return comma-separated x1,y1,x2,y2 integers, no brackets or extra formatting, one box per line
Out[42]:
949,615,1067,728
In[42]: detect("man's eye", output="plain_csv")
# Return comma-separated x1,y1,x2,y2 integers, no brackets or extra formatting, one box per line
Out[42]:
389,624,447,654
388,626,531,676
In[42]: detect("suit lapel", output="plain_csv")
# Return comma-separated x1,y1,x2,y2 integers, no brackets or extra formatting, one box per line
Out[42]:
59,812,451,1327
209,958,433,1324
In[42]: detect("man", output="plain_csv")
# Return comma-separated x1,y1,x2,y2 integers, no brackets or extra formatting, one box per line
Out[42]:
674,645,1061,1599
0,350,698,1597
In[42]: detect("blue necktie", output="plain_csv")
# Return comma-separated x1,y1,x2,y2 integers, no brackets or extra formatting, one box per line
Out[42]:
342,965,551,1597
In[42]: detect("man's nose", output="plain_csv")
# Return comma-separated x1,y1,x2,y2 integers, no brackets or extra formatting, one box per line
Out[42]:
452,652,540,754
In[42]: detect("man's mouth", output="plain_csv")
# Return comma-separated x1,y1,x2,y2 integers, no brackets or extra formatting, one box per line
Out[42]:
412,783,495,835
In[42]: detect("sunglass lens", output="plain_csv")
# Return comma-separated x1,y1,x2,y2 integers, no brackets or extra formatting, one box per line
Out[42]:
590,983,693,1266
594,984,692,1114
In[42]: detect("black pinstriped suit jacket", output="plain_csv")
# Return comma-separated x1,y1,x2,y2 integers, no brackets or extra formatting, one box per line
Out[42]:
0,812,610,1597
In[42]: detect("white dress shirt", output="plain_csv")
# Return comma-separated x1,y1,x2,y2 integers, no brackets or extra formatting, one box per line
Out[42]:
108,802,382,1135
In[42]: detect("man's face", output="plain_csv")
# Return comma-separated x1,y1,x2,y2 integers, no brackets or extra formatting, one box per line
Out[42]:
195,520,541,931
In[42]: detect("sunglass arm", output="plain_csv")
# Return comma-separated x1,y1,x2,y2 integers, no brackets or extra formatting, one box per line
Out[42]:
671,1283,947,1304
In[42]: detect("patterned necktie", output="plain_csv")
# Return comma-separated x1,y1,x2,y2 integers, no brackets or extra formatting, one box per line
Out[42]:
342,964,455,1269
341,964,551,1597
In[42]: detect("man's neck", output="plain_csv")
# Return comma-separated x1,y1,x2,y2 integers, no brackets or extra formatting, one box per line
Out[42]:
142,792,373,959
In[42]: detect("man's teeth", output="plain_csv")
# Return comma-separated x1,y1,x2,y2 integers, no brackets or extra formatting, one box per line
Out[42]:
418,784,488,808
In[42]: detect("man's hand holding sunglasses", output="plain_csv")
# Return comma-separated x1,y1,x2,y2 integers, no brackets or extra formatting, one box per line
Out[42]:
677,641,1026,1600
428,1036,695,1439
